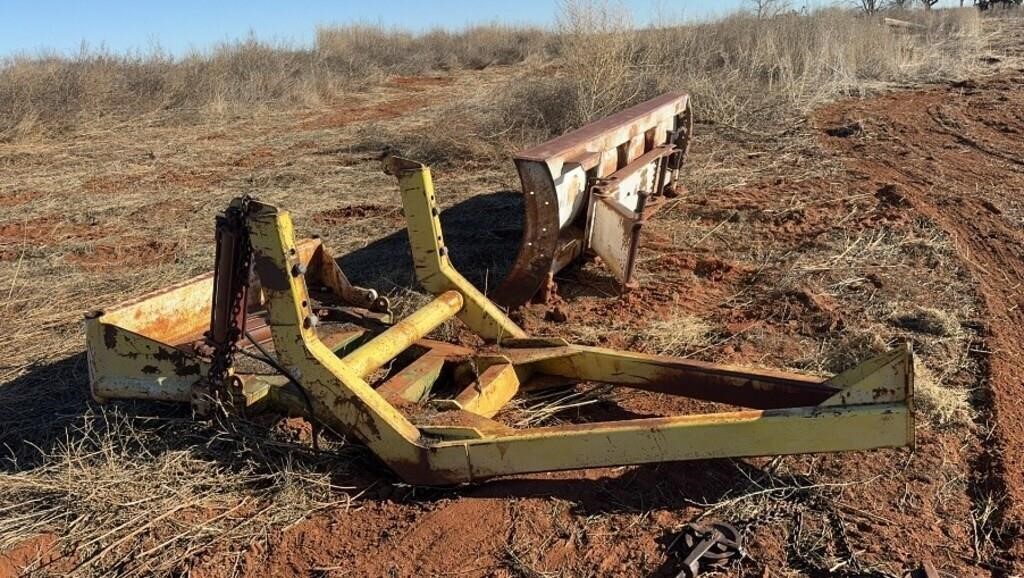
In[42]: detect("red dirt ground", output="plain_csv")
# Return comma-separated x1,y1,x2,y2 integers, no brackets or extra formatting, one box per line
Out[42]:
182,71,1024,578
63,238,179,271
387,75,455,91
0,215,114,261
818,71,1024,568
313,203,404,225
301,96,429,129
3,66,1022,577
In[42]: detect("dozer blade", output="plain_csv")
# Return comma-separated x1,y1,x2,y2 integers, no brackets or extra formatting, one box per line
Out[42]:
492,92,693,306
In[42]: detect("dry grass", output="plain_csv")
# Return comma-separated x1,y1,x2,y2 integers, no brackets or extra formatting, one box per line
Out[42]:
0,5,1013,576
0,404,372,577
366,4,986,168
315,24,552,74
775,221,980,429
915,359,976,428
2,4,982,150
0,25,552,141
638,313,715,357
505,5,984,134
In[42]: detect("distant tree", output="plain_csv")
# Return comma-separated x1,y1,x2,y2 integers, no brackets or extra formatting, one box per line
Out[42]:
919,0,939,7
746,0,791,18
888,0,911,8
856,0,884,12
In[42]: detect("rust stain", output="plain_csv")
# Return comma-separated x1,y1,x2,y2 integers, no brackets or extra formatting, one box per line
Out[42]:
102,324,118,349
254,255,290,291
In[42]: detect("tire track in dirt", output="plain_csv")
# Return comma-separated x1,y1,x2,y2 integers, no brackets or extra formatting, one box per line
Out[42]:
818,72,1024,573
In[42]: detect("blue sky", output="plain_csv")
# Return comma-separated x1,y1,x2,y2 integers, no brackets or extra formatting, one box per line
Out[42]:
0,0,964,58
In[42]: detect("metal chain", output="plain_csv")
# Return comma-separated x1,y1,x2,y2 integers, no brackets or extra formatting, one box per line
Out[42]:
207,196,253,397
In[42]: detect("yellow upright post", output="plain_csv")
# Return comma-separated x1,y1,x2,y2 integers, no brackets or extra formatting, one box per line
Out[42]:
385,156,527,343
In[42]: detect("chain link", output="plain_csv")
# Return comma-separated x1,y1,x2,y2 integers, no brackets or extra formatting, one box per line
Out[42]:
207,196,253,397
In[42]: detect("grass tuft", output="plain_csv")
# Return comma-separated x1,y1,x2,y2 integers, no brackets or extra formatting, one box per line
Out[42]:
915,359,975,428
892,306,961,336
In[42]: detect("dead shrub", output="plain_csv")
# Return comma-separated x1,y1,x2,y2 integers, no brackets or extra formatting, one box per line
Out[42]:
0,5,984,143
0,39,333,140
0,25,553,141
816,328,889,374
639,313,715,356
915,359,975,428
489,5,984,143
555,0,654,127
315,24,552,75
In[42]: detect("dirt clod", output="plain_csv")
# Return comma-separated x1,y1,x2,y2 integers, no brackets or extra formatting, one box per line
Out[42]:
876,183,913,207
824,121,863,138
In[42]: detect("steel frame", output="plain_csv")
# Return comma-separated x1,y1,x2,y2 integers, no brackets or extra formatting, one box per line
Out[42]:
84,158,915,486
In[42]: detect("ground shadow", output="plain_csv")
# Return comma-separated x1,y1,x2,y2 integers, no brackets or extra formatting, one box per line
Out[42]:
340,190,523,295
0,352,94,470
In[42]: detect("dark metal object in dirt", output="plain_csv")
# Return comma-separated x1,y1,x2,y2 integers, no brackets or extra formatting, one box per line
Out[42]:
914,559,941,578
491,91,693,306
675,522,743,578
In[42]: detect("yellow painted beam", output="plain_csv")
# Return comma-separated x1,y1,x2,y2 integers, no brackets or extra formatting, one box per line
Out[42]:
376,353,447,404
342,291,462,378
446,404,912,482
530,344,838,409
246,201,428,476
453,363,520,418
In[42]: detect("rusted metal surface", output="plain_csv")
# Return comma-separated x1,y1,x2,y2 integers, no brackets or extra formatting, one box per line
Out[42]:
376,352,446,403
674,522,743,578
206,198,253,396
524,345,839,409
492,92,693,306
313,241,391,313
87,192,915,487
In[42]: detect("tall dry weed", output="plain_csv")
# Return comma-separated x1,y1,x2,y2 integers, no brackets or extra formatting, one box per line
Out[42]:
0,26,552,141
491,4,985,139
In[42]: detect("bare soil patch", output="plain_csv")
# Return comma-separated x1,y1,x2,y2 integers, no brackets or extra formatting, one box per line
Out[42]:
64,238,179,271
301,96,429,129
386,75,454,91
818,70,1024,570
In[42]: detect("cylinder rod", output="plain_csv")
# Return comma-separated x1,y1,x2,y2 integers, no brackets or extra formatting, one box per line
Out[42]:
342,290,463,377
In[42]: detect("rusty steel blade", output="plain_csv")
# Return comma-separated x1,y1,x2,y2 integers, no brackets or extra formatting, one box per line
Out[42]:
491,91,693,307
